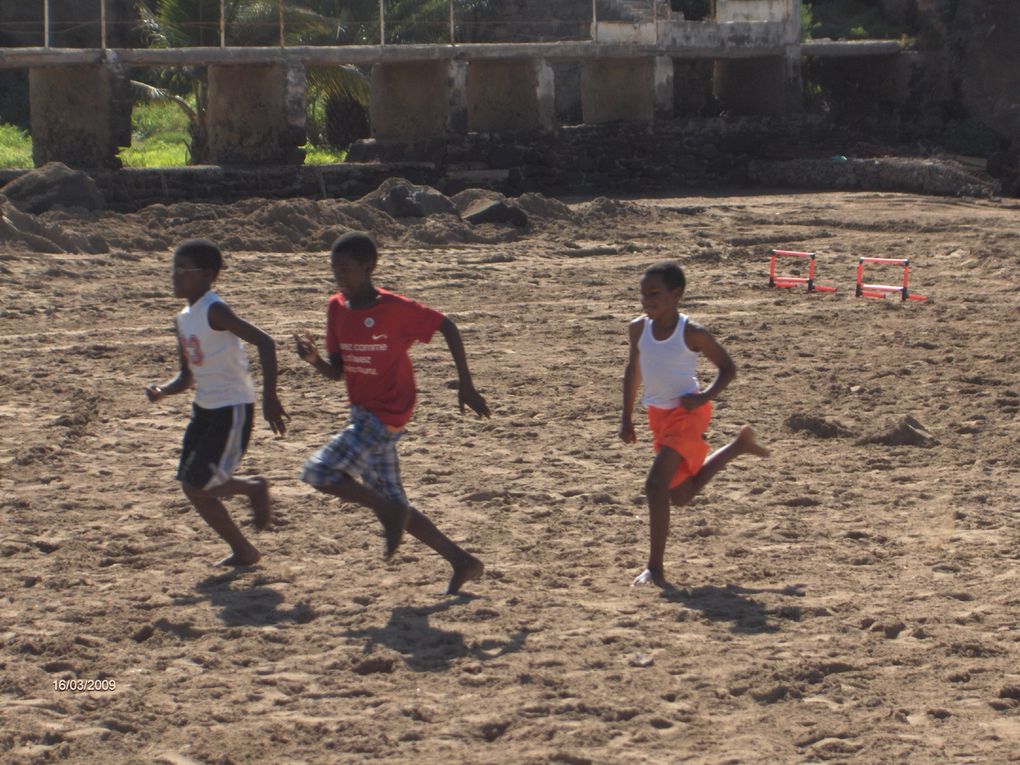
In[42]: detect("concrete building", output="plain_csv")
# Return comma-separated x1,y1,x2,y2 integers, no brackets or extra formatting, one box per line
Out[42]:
0,0,903,169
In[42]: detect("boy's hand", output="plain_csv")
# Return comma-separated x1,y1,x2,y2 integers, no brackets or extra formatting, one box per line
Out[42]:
145,385,165,403
458,383,491,418
619,419,637,443
680,392,709,411
293,332,320,364
263,393,290,436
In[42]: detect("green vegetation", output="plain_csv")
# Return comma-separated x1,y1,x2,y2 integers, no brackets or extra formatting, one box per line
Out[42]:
303,144,348,165
119,100,190,167
137,0,371,164
801,3,820,40
803,0,915,41
0,123,33,169
0,101,350,170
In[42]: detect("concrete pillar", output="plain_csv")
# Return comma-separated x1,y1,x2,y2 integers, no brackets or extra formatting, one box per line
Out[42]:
467,59,554,134
29,63,130,169
713,56,787,116
448,60,469,135
535,60,556,132
783,46,803,114
371,61,451,141
654,56,675,120
581,58,655,125
206,63,305,165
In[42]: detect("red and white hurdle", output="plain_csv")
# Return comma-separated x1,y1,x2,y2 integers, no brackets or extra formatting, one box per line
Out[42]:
855,257,929,302
768,250,837,293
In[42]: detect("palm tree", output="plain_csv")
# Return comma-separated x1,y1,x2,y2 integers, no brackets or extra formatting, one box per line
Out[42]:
135,0,369,162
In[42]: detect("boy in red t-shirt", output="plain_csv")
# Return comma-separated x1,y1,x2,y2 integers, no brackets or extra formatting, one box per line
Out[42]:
295,232,490,595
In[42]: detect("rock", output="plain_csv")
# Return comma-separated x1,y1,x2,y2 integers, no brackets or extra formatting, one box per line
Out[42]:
359,177,455,219
463,198,529,227
857,415,938,447
450,188,505,213
0,162,105,214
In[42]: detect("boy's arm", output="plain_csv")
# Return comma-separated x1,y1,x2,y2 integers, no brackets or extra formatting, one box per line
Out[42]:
293,332,344,380
620,319,643,443
438,317,491,417
146,322,193,402
208,302,289,435
681,321,736,411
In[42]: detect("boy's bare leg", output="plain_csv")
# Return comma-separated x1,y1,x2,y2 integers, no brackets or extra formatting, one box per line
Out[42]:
668,425,769,507
182,485,261,566
635,426,768,588
315,477,482,593
315,477,410,558
405,509,484,595
188,476,272,530
634,447,685,588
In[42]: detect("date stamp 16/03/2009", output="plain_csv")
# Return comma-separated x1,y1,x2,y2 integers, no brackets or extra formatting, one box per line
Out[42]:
53,679,117,692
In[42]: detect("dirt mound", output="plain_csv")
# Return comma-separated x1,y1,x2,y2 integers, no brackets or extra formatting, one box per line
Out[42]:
9,182,583,254
576,196,646,220
512,192,574,221
856,415,938,447
785,414,854,439
748,156,996,197
1,197,108,253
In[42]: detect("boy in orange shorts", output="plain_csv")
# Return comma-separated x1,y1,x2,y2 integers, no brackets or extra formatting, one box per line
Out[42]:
619,262,769,587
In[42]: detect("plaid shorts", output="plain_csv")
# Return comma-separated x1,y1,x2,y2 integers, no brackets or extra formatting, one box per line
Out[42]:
300,405,408,505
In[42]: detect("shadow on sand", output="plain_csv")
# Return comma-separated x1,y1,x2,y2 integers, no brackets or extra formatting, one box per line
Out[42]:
660,582,806,634
170,569,317,628
344,596,529,672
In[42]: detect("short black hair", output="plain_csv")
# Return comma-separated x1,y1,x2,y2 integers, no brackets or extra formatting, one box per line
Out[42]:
644,261,686,292
174,238,223,276
330,231,378,266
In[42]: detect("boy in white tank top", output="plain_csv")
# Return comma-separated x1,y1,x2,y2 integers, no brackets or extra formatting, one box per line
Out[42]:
146,239,289,567
620,262,769,588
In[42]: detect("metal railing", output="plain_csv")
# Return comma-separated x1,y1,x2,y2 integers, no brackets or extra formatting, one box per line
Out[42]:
32,0,605,49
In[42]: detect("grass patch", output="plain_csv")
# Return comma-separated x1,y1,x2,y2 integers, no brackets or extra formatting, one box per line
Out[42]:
0,123,33,169
303,144,347,165
5,101,348,171
119,101,191,168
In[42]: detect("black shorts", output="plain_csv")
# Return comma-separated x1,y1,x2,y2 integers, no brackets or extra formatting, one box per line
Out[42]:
177,403,254,490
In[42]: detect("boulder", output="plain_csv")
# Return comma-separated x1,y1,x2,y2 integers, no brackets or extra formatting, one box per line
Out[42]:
0,162,105,214
359,177,455,219
462,198,530,227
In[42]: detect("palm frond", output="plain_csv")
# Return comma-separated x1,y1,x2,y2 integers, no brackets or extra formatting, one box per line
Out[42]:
130,80,198,122
307,65,371,106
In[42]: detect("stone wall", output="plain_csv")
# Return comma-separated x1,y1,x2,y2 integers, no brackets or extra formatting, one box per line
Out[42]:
1,116,997,212
0,163,434,212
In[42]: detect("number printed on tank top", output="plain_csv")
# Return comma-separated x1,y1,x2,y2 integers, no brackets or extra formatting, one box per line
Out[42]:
182,335,204,366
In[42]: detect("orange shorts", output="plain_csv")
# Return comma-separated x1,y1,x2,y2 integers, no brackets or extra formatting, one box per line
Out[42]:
647,402,713,489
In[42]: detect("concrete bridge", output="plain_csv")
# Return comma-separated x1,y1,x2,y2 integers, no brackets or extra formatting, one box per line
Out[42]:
0,0,903,169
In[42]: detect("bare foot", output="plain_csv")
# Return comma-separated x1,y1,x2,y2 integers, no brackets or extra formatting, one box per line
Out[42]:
250,478,272,530
736,425,770,458
381,504,411,559
446,554,484,595
632,568,667,587
216,548,261,567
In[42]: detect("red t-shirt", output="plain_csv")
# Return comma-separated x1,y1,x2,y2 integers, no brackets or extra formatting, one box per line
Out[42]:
324,288,445,428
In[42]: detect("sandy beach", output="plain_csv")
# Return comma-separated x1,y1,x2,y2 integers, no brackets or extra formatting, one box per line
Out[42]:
2,187,1019,764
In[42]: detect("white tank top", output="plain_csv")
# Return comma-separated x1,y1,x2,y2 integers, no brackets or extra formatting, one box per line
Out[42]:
176,291,256,409
638,314,700,409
